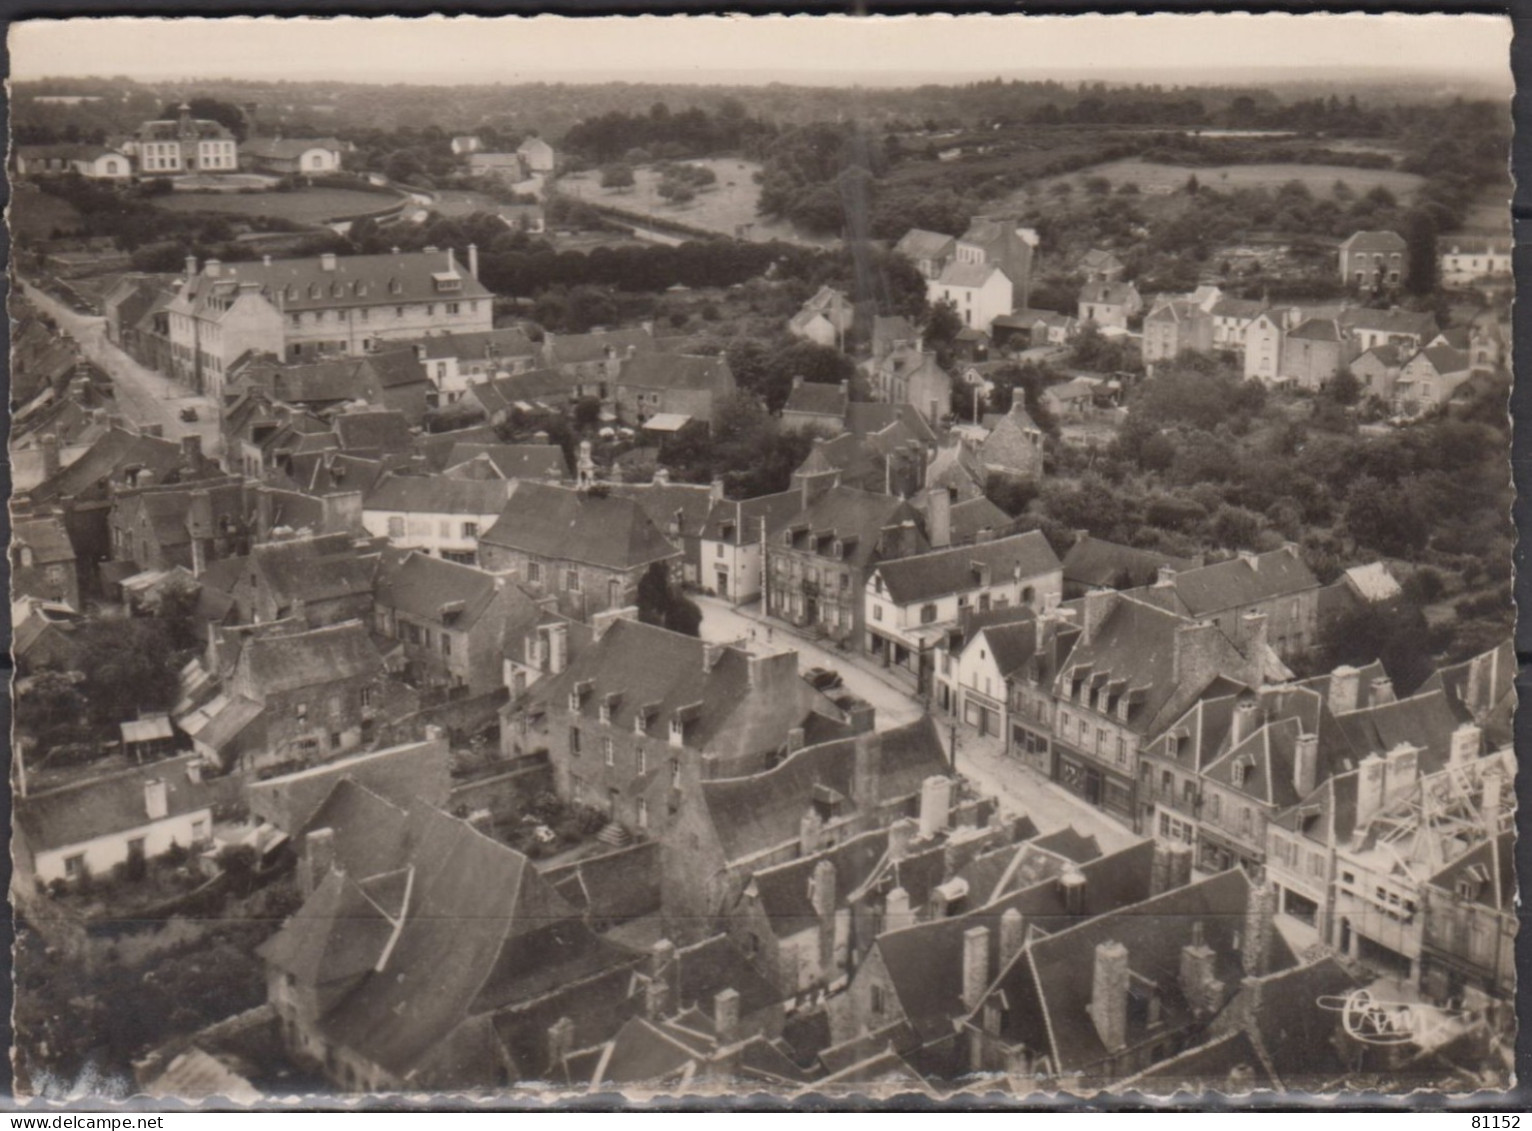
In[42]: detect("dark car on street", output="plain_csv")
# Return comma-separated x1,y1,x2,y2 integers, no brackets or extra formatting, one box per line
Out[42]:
804,667,843,691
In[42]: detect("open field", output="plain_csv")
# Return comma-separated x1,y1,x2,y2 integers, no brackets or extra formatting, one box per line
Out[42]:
559,158,830,246
1034,158,1426,200
10,185,84,241
151,186,406,225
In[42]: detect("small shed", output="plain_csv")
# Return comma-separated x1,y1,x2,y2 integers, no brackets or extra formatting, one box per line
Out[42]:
121,714,176,762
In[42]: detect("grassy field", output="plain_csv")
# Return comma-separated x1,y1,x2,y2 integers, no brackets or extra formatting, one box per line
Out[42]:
151,187,406,225
559,158,829,246
9,185,84,241
1033,158,1426,200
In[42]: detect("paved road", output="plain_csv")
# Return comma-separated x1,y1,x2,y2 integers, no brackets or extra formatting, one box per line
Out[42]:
694,594,1146,852
19,279,224,462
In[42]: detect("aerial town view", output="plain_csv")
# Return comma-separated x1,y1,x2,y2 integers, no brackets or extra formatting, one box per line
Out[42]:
6,14,1517,1103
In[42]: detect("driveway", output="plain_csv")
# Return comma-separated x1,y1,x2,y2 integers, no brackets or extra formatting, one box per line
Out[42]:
19,278,224,461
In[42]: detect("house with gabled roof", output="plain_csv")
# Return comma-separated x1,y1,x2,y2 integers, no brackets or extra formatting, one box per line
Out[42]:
977,399,1045,481
930,259,1013,335
232,532,383,628
1080,248,1126,283
845,838,1159,1082
12,513,82,610
1339,230,1407,290
441,442,569,482
780,378,850,434
788,286,854,349
615,351,735,428
478,480,681,621
1393,344,1472,417
540,325,655,390
963,867,1294,1091
894,229,957,280
1424,638,1515,749
698,489,806,605
519,614,852,846
1061,535,1199,600
661,716,953,933
107,475,252,578
373,550,539,695
867,347,952,427
1419,830,1515,1005
361,472,515,565
1126,544,1319,663
864,532,1062,691
1077,280,1142,331
765,485,931,645
1339,305,1438,354
241,136,344,175
1277,317,1356,390
1143,299,1214,365
260,788,639,1092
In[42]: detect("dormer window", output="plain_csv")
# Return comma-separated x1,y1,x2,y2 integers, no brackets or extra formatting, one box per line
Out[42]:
568,690,581,712
309,284,322,299
389,279,402,295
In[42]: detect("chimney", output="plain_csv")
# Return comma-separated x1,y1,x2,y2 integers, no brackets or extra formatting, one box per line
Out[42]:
303,827,336,897
884,886,914,933
702,641,725,672
852,732,879,808
888,816,918,861
1383,742,1418,805
962,925,991,1012
647,939,676,1018
546,622,569,673
1154,564,1176,588
546,1016,575,1074
185,254,198,278
1240,611,1268,665
468,243,479,279
713,988,741,1044
798,807,823,856
447,247,458,276
40,435,61,479
1230,697,1259,748
1059,865,1086,915
927,486,952,550
1166,842,1193,891
1355,753,1386,827
1088,940,1130,1054
918,775,951,839
1172,620,1225,691
262,254,273,267
144,778,169,821
1449,722,1482,766
1327,665,1361,714
1481,769,1504,830
1369,675,1395,705
319,252,337,272
810,857,837,976
1294,732,1320,798
204,258,222,278
1242,880,1275,977
999,907,1026,968
792,375,803,389
1179,922,1221,1016
180,432,202,470
709,477,725,503
1080,588,1119,644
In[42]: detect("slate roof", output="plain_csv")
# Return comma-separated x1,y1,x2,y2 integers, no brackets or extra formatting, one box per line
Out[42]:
1288,317,1345,343
260,796,633,1086
1409,345,1472,376
701,716,950,864
465,368,575,416
1063,535,1195,592
618,352,734,393
876,839,1157,1046
544,327,654,366
1332,689,1461,773
16,755,212,854
783,381,849,419
27,428,187,504
1209,297,1268,320
412,327,540,364
174,249,490,316
1238,957,1367,1090
1428,832,1514,913
1150,547,1319,618
701,490,804,547
1341,230,1407,254
364,472,514,515
605,482,716,544
1079,281,1138,307
365,349,432,390
1123,1030,1273,1094
14,515,77,564
248,534,381,605
243,137,343,160
1340,307,1438,340
978,402,1044,473
532,618,833,771
246,736,453,835
334,409,413,455
936,259,1005,289
443,442,569,481
873,531,1059,607
241,621,385,696
947,497,1011,544
778,486,930,573
481,481,680,571
895,229,956,261
747,827,889,928
375,550,528,629
1354,344,1404,370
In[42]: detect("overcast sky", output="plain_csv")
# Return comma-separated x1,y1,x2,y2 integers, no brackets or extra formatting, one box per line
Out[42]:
10,14,1512,88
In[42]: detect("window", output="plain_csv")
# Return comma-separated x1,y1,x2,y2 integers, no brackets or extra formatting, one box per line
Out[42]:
637,798,649,830
462,521,478,539
603,737,614,766
295,703,308,722
637,747,647,775
192,818,209,842
387,516,405,538
566,569,580,592
870,984,886,1015
446,303,460,315
570,726,582,755
329,731,342,749
441,634,452,657
671,759,682,788
920,604,937,624
873,605,883,622
427,304,436,316
361,687,376,709
716,543,725,559
1207,794,1220,820
528,562,542,584
64,854,86,879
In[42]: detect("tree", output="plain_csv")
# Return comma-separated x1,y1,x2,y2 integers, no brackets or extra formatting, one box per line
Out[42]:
600,164,636,191
1404,209,1439,295
1185,173,1201,195
923,300,964,367
636,562,702,637
1343,474,1430,558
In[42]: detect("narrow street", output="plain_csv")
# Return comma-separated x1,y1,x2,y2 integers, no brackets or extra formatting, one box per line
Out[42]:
19,278,224,461
694,594,1144,853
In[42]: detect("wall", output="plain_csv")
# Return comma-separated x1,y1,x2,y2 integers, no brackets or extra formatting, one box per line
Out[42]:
447,759,554,829
282,299,493,359
33,808,212,885
361,508,503,562
477,542,648,621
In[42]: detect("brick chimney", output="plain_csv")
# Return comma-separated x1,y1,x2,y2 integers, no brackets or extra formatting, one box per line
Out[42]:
1355,753,1386,827
302,827,336,897
927,483,952,550
1059,865,1086,915
1088,940,1130,1054
799,807,823,856
40,435,61,479
1080,588,1119,645
1383,742,1419,806
918,775,951,839
1230,697,1259,748
852,731,879,809
888,816,918,862
1449,722,1482,766
962,925,991,1012
1241,879,1275,978
1327,665,1361,714
884,886,914,933
143,778,169,820
999,907,1026,968
713,988,741,1044
1171,620,1225,692
1293,732,1320,798
1179,922,1222,1016
1369,675,1396,705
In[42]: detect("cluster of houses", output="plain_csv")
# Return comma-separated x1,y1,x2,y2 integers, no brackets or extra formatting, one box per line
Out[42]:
454,134,557,187
12,230,1513,1096
14,103,346,180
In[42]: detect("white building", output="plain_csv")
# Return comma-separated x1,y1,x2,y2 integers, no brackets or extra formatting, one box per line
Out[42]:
929,260,1014,333
361,474,516,565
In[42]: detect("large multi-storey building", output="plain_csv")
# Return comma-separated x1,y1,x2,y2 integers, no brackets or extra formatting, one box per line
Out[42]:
167,248,493,399
127,104,239,174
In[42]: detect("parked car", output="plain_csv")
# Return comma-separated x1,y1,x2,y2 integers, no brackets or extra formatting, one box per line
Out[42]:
179,406,199,422
804,667,843,692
